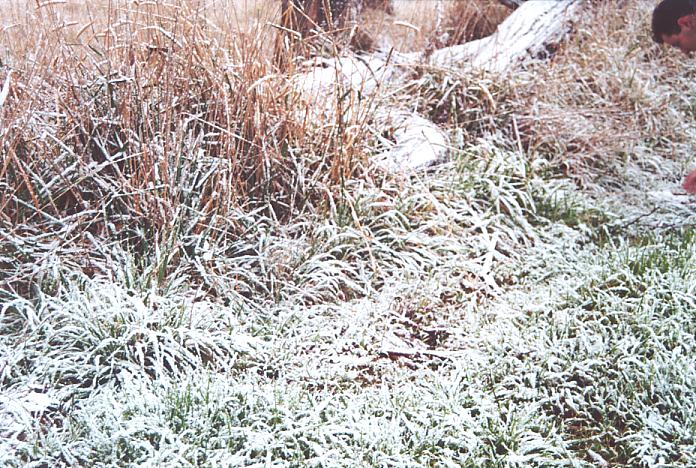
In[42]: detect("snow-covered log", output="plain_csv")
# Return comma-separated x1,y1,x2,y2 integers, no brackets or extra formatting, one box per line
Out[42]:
428,0,584,72
291,0,585,172
292,55,450,172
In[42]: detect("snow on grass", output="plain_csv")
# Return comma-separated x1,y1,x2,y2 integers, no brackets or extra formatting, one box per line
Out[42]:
4,139,695,465
2,0,696,466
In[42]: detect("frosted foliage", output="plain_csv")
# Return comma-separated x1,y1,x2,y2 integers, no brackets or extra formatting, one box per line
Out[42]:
2,0,696,466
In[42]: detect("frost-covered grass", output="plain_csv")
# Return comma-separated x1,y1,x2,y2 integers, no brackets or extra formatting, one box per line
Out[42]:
3,151,694,466
2,0,696,466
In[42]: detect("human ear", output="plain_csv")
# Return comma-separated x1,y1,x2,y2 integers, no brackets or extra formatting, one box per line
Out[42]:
677,14,696,31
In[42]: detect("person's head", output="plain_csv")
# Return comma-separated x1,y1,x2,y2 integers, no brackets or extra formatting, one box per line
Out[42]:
652,0,696,53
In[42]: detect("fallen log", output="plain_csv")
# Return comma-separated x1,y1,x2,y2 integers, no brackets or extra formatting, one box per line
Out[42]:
291,0,586,171
427,0,585,72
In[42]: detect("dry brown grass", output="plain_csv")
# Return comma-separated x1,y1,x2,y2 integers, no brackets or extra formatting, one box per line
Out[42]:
0,0,378,291
512,0,696,184
0,0,509,232
439,0,510,46
355,1,510,52
6,0,685,295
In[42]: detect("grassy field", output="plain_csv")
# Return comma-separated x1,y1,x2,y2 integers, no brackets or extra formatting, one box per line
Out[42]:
1,0,695,466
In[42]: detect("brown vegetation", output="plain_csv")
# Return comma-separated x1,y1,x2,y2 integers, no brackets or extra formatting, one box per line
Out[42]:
439,0,511,45
0,0,377,295
2,0,691,291
3,3,696,467
276,0,397,57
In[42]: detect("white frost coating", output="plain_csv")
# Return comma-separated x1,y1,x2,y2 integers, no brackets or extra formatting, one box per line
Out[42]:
0,71,11,110
293,55,448,171
0,389,58,440
373,112,449,172
428,0,585,72
292,54,397,121
0,391,57,415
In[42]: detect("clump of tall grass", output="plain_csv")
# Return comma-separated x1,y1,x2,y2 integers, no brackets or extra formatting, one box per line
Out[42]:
396,0,696,188
0,0,375,299
512,0,696,184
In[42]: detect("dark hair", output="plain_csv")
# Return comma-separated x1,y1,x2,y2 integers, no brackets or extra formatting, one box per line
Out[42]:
652,0,696,43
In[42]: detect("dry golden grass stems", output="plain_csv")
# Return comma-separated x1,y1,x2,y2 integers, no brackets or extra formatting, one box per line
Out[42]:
2,0,693,236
